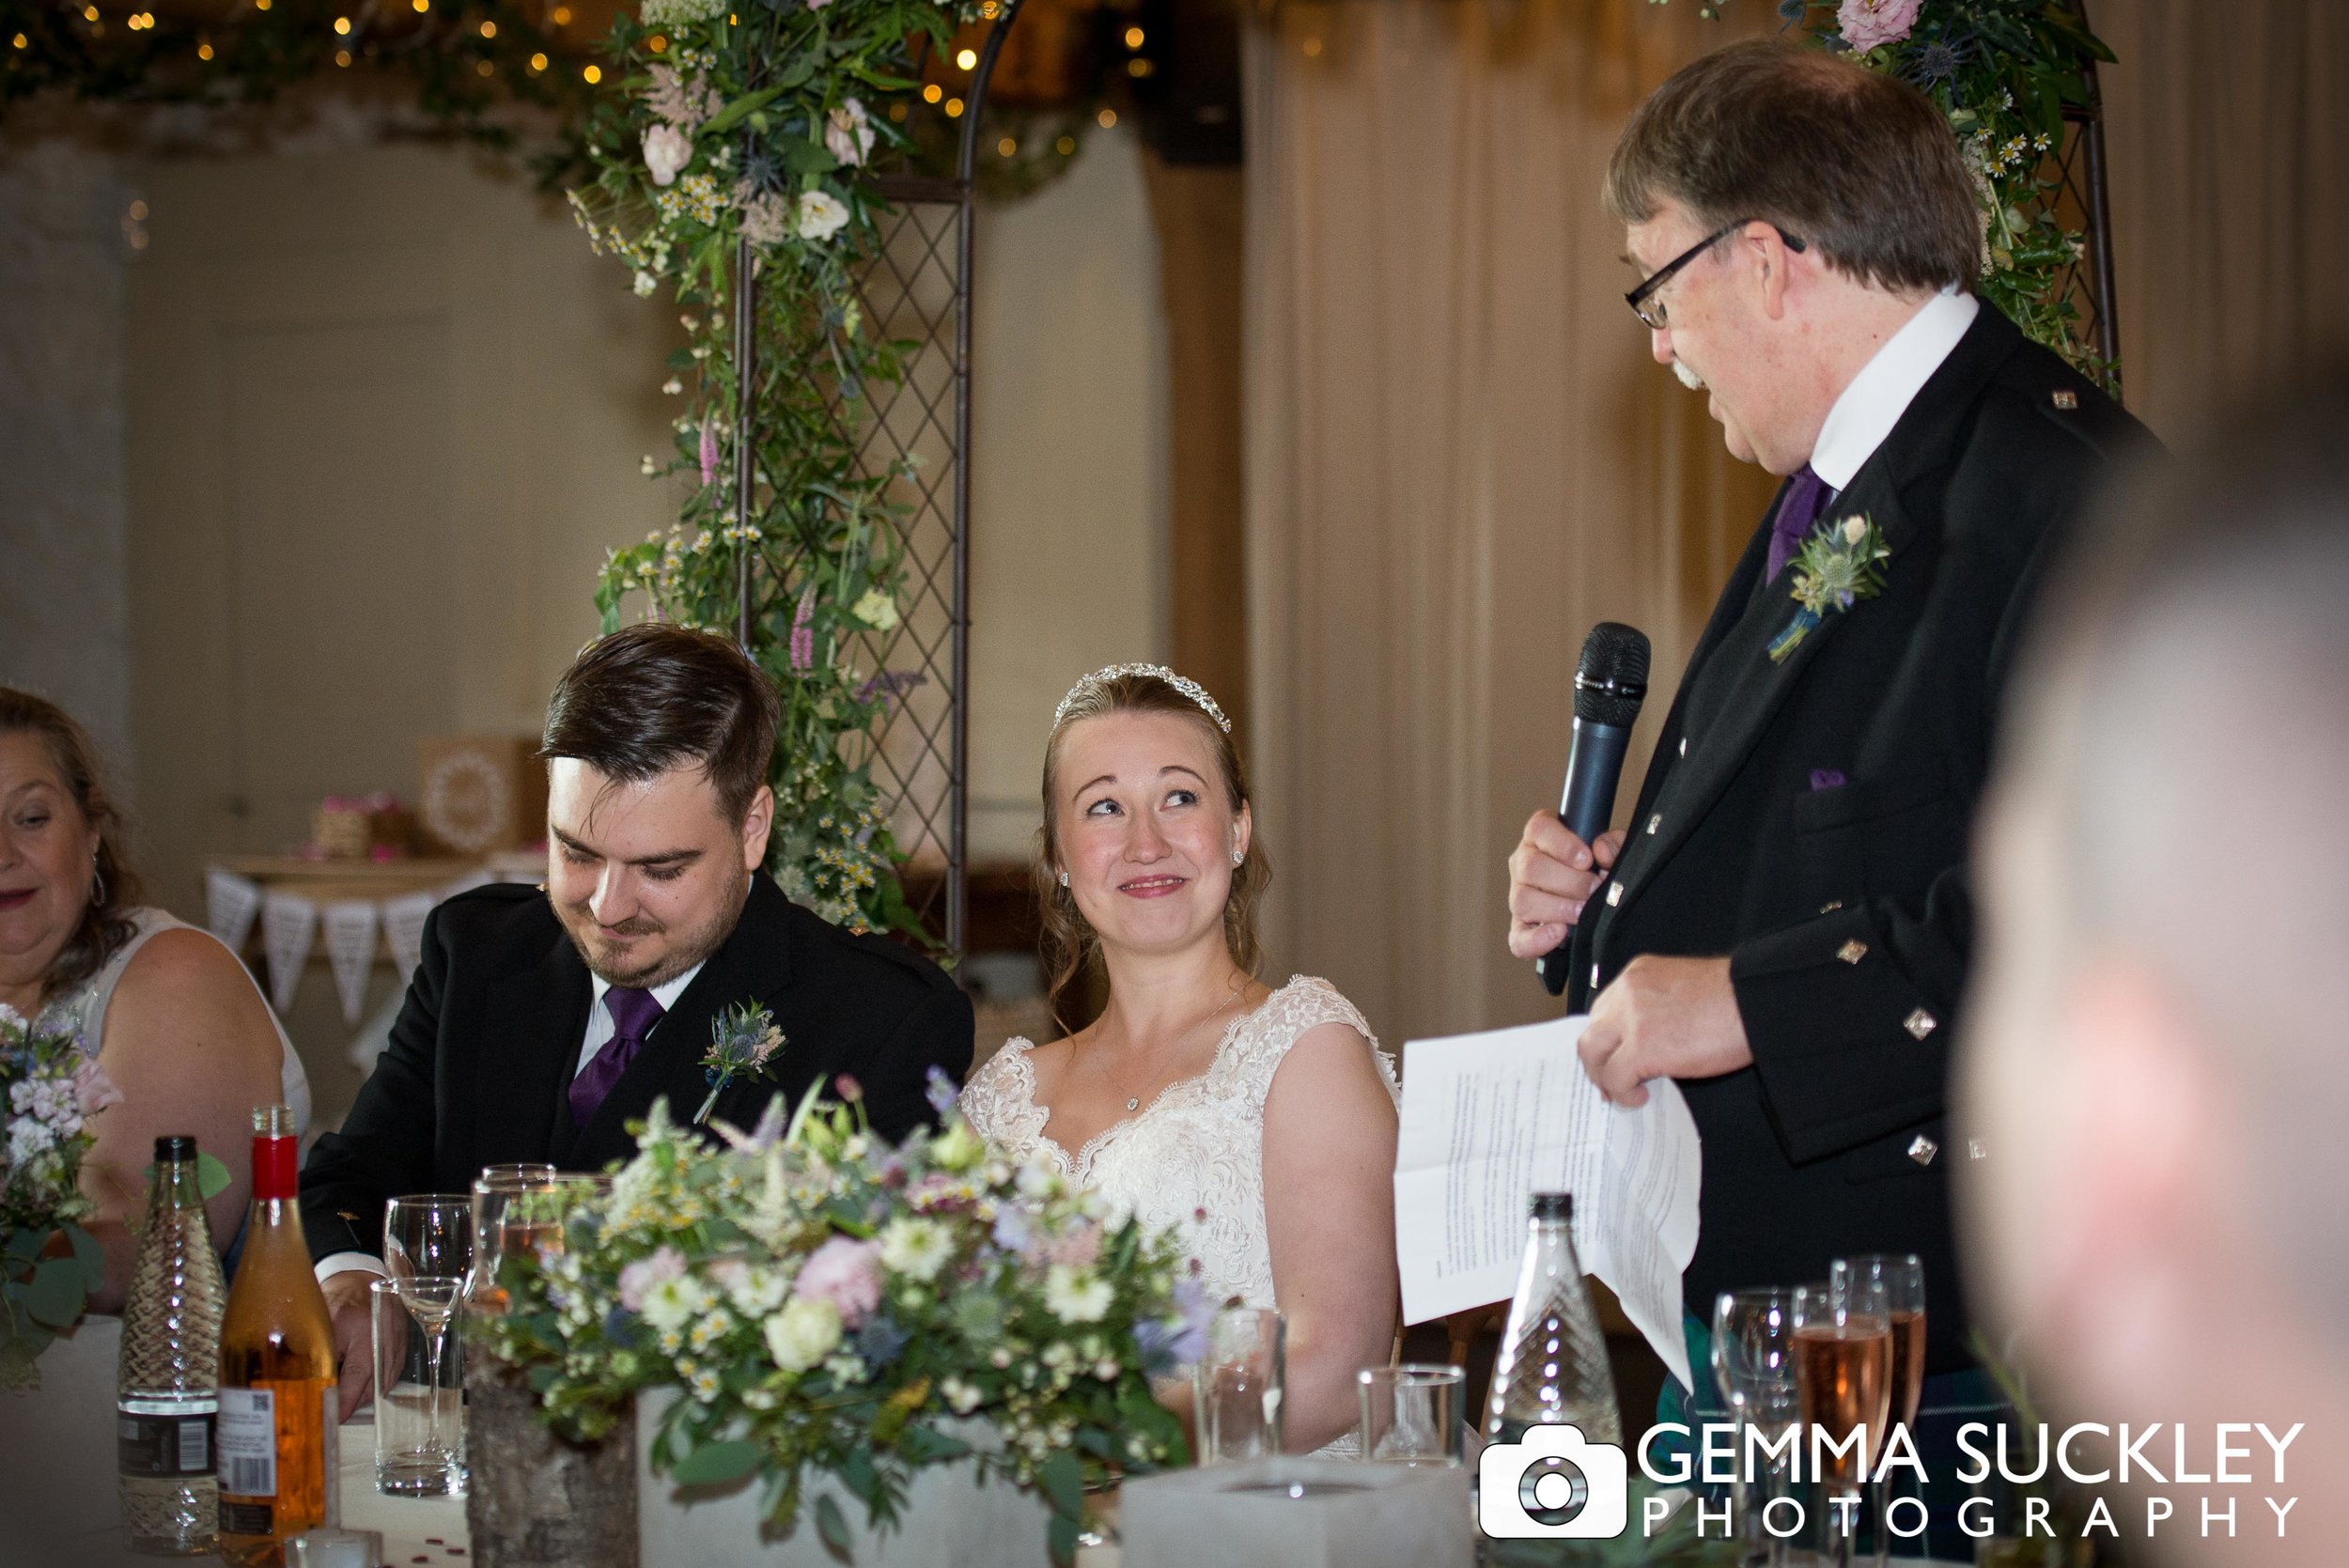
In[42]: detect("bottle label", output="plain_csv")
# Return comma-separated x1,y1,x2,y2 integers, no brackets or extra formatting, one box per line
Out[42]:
215,1387,276,1498
218,1498,274,1536
117,1409,214,1477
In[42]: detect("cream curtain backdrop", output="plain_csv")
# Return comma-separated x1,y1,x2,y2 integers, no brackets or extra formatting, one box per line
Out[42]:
1240,0,2349,1048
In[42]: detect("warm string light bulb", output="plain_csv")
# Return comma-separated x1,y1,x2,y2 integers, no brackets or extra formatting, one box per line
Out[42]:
1124,24,1143,48
412,0,428,12
943,96,963,117
333,16,350,35
1097,107,1116,129
1055,134,1075,155
921,82,941,103
528,50,547,70
955,46,976,70
582,61,600,82
477,17,493,34
996,135,1015,157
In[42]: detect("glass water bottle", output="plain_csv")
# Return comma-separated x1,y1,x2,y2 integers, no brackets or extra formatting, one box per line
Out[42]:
117,1134,225,1556
1485,1191,1623,1446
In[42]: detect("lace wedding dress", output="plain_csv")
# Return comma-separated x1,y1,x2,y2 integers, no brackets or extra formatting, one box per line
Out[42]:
959,975,1400,1456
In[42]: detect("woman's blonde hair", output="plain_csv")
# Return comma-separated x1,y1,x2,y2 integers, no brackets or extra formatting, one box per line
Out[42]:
1035,671,1268,1035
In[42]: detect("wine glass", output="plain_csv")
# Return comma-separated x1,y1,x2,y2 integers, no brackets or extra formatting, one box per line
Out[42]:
469,1170,557,1311
1842,1254,1924,1566
1712,1288,1797,1565
383,1193,474,1284
1792,1265,1891,1568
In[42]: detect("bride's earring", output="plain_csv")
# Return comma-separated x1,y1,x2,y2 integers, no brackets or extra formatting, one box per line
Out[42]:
1230,848,1243,866
1058,869,1069,890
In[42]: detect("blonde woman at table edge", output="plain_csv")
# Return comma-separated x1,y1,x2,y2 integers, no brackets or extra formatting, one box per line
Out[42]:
959,666,1401,1456
0,688,309,1312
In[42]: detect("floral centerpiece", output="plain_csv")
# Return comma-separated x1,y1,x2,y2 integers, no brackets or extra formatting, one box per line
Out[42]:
0,1004,117,1391
475,1075,1207,1564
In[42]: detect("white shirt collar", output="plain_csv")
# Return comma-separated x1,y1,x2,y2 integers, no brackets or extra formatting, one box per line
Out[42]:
1808,287,1980,491
590,961,704,1022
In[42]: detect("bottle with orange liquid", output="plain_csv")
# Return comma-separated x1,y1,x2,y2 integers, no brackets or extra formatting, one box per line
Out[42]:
215,1104,337,1564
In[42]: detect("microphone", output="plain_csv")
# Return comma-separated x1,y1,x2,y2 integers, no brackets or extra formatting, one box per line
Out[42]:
1537,622,1651,997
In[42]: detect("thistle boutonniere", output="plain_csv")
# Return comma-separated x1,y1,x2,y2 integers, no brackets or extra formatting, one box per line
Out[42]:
1768,513,1891,663
694,1001,786,1126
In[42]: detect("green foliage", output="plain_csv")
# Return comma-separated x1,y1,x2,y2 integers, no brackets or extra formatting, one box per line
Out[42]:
472,1094,1206,1563
1675,0,2120,382
0,0,595,153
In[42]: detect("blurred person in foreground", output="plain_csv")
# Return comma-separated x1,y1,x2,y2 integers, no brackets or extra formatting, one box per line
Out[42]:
301,623,972,1415
0,688,310,1309
1961,372,2349,1563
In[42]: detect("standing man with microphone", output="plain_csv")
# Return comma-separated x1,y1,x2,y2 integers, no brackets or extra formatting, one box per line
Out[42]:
1503,39,2149,1416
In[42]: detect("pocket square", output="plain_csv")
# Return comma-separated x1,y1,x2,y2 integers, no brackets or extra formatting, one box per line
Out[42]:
1809,768,1847,792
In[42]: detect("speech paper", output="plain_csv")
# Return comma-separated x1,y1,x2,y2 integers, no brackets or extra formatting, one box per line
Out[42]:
1393,1017,1702,1394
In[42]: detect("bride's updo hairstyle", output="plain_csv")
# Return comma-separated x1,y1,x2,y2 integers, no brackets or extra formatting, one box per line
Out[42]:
1037,667,1268,1034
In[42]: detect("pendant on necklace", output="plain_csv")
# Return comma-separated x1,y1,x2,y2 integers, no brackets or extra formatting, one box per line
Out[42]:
1126,1096,1140,1111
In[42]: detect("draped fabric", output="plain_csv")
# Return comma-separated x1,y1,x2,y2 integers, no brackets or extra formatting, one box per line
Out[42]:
1239,0,2349,1045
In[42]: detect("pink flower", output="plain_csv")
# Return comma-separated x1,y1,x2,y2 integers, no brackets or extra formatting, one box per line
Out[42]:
72,1059,123,1118
618,1245,687,1312
1047,1220,1101,1270
642,124,692,187
793,1235,883,1327
697,424,719,489
824,100,874,169
1838,0,1921,51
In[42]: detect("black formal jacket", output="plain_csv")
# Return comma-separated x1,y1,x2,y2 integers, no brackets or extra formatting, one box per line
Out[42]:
300,874,972,1261
1563,304,2150,1374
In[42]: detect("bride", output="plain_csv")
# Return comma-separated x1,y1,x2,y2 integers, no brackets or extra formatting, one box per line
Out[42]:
960,664,1401,1454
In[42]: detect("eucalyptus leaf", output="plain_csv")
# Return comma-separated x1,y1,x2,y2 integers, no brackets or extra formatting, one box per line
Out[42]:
814,1492,852,1558
668,1437,765,1487
23,1257,86,1329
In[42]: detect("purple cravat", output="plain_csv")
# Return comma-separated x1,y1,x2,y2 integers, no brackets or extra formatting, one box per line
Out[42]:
568,986,664,1127
1764,464,1831,582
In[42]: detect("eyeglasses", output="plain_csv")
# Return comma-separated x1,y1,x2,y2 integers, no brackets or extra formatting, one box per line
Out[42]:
1625,219,1807,330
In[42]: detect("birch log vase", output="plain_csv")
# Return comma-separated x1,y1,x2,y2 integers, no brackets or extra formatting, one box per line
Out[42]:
463,1349,638,1568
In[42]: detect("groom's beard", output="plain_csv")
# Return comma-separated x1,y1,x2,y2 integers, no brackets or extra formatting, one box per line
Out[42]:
560,861,749,989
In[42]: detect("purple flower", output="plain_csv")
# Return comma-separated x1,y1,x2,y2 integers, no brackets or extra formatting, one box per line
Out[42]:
991,1208,1034,1254
853,668,928,711
925,1065,959,1118
788,587,817,672
855,1313,910,1366
793,1235,885,1327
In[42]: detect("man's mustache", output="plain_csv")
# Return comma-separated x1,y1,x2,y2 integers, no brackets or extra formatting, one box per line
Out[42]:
576,909,663,939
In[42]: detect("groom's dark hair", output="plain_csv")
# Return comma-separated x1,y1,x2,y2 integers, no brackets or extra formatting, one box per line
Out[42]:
541,623,781,823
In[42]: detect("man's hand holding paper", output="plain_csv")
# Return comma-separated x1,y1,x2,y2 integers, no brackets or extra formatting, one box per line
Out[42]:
1578,955,1752,1107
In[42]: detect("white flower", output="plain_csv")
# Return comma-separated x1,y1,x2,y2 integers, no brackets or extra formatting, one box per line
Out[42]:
1015,1163,1061,1202
795,190,850,243
849,588,898,630
661,377,683,396
764,1296,842,1373
1842,517,1867,547
824,99,875,168
879,1216,952,1281
640,0,725,25
639,1275,709,1334
728,1265,789,1316
941,1375,983,1414
9,1119,56,1162
1043,1265,1113,1325
632,271,659,298
642,124,692,188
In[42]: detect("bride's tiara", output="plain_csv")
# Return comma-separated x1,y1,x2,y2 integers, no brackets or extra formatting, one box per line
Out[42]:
1052,663,1232,736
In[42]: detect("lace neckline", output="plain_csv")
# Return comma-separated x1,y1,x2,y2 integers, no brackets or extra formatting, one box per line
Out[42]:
1005,975,1308,1179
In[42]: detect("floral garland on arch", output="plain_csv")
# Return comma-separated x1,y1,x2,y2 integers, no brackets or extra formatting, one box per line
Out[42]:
1668,0,2119,380
579,0,979,938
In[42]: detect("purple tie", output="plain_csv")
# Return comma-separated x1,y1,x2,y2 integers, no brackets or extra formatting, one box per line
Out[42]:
568,986,664,1127
1764,464,1831,583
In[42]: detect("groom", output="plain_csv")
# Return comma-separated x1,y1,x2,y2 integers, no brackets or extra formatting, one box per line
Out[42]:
300,623,972,1412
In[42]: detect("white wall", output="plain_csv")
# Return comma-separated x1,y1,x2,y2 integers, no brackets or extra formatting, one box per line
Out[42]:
967,123,1171,863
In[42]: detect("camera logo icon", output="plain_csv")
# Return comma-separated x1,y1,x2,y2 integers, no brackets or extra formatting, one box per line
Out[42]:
1477,1423,1630,1540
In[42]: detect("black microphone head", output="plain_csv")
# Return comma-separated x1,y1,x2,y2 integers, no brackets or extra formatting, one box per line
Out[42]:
1573,622,1650,727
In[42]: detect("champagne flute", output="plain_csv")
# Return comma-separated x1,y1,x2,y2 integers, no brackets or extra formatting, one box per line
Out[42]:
469,1170,556,1311
1792,1265,1891,1568
1843,1255,1925,1566
1712,1288,1798,1566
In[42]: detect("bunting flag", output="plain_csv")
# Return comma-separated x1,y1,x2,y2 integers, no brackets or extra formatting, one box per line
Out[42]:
381,891,438,988
205,865,263,955
260,892,319,1015
321,900,381,1026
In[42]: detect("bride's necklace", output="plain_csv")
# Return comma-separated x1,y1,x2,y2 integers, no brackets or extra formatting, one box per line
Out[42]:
1100,974,1248,1112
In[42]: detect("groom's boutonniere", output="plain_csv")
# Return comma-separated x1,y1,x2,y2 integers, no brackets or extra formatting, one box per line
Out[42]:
1768,513,1891,663
694,1001,786,1126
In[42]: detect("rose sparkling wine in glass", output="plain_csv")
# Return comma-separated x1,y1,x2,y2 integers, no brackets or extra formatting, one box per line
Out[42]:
1843,1254,1925,1568
1792,1265,1892,1568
